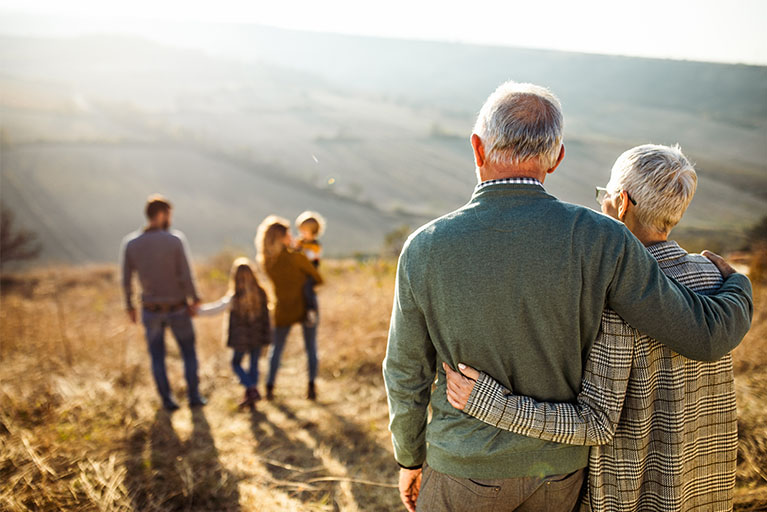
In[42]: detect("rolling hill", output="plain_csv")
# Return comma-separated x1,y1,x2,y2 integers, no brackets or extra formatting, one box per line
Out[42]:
0,16,765,265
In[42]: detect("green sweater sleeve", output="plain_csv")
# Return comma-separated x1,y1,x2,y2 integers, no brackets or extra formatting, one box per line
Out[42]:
607,233,753,361
383,244,436,468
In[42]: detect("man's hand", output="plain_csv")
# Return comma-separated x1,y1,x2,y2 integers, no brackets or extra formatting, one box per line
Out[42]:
702,250,737,279
399,467,423,512
443,362,480,411
127,309,137,324
188,300,201,317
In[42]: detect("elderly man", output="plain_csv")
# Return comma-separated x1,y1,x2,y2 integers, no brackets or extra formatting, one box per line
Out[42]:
445,144,741,511
382,82,753,512
121,195,206,411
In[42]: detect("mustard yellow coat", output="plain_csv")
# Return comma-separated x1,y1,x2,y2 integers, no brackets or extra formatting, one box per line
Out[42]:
265,248,323,327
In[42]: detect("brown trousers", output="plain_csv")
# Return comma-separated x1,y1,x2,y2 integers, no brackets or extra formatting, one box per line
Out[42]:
416,465,585,512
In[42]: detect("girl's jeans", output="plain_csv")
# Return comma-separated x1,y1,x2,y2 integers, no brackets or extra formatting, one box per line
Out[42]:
231,348,262,388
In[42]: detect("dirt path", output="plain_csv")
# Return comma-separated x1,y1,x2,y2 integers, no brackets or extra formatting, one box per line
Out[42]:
117,321,401,512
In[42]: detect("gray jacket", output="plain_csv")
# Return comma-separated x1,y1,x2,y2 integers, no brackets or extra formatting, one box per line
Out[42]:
121,228,200,310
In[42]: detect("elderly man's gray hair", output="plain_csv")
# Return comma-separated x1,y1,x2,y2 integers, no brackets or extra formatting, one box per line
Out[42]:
607,144,697,233
473,81,564,170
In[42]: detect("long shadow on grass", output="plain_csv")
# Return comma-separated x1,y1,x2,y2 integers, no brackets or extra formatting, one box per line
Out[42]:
124,408,240,511
250,408,335,507
273,402,400,510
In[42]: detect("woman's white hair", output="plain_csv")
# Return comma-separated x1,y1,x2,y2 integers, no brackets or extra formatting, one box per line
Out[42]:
473,81,564,169
606,144,697,233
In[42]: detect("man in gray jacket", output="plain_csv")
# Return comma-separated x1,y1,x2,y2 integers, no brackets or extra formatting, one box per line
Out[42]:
121,195,205,411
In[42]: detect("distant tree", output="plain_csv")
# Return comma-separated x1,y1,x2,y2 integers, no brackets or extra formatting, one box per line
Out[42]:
383,225,412,259
747,215,767,248
0,206,42,268
746,215,767,284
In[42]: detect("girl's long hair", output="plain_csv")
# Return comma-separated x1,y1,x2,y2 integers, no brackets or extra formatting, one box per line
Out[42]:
255,215,290,267
228,257,265,320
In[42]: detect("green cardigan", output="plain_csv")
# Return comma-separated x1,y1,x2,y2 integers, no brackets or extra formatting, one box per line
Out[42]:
383,183,753,479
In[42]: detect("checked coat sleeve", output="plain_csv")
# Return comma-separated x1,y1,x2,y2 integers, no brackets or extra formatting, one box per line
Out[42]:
464,309,635,446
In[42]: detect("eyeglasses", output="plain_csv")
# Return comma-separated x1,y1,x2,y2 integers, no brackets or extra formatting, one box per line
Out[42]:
595,186,637,206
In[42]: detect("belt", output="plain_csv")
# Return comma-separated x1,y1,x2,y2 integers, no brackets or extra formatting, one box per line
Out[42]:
142,302,188,313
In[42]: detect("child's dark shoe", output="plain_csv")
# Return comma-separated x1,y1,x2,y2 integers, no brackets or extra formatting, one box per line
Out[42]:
238,389,252,409
163,398,181,412
307,381,317,401
266,384,274,401
189,395,207,408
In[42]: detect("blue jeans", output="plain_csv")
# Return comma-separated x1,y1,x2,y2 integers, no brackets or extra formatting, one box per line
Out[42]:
267,323,318,387
141,308,200,405
232,348,262,388
303,276,318,313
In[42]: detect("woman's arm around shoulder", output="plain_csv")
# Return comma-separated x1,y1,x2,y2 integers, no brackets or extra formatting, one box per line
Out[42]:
446,309,636,446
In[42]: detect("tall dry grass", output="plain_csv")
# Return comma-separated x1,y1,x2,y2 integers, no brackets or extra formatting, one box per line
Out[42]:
731,247,767,510
0,258,400,511
0,251,765,511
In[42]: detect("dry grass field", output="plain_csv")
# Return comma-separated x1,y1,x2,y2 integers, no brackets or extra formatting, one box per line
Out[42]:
1,254,766,511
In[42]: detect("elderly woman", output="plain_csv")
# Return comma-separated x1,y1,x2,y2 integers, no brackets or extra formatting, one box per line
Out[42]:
256,215,324,401
445,144,738,512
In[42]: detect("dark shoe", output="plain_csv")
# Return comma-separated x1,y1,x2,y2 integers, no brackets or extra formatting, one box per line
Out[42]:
238,389,252,409
239,387,260,409
163,398,181,411
189,396,207,407
307,382,316,401
266,385,274,401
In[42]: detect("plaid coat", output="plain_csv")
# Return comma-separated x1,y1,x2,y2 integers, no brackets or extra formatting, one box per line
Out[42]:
464,241,737,511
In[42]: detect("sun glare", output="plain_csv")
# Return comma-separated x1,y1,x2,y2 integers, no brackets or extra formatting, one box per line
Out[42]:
0,0,765,64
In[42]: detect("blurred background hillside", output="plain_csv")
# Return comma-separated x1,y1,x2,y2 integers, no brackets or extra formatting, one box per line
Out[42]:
1,11,765,265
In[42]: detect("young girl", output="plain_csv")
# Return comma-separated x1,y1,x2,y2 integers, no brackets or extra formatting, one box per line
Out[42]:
199,258,271,409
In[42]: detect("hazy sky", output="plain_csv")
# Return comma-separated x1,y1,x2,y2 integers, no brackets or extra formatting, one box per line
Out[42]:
1,0,765,65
